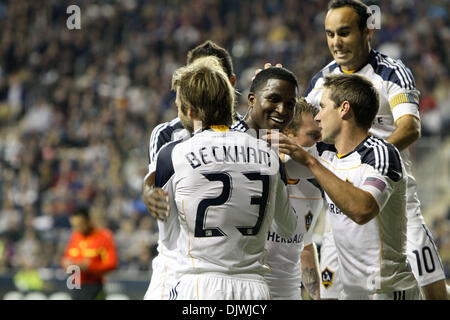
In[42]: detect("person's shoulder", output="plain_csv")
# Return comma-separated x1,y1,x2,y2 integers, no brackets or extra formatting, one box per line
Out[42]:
356,136,403,182
367,49,415,89
93,228,115,240
316,142,337,157
149,117,186,163
156,138,185,161
154,138,185,187
150,118,184,139
306,60,339,95
231,117,249,132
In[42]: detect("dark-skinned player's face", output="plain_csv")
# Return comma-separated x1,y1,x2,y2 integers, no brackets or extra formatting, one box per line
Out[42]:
247,79,297,131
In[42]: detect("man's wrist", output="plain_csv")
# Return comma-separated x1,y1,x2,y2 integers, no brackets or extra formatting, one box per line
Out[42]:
305,154,319,170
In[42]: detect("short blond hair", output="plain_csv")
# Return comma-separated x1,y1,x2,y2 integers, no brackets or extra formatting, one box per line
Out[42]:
285,97,319,133
171,56,235,127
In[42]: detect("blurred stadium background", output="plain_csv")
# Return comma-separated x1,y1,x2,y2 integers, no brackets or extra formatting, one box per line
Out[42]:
0,0,448,299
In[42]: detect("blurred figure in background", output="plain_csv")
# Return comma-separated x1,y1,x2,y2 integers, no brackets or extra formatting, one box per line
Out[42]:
61,206,118,300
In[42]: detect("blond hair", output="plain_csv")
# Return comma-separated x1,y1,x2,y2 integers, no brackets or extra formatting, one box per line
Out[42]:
171,56,235,127
285,97,319,133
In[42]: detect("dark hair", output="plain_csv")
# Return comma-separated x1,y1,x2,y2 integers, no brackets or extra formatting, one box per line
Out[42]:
72,206,90,220
328,0,371,31
250,67,299,93
172,56,234,127
186,40,234,79
323,74,379,130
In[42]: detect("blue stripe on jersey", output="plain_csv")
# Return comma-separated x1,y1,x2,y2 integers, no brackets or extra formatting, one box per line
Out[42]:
316,142,337,157
231,118,250,132
358,136,403,182
305,62,340,96
154,139,183,188
422,224,445,272
279,159,288,185
148,118,184,165
368,49,416,90
150,114,246,164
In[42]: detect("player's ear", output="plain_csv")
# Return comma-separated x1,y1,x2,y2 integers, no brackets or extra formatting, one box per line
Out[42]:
229,74,237,87
340,101,352,119
248,92,255,109
187,106,196,119
365,27,374,42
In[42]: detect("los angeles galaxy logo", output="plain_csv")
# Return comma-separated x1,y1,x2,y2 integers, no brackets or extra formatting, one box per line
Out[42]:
321,267,334,289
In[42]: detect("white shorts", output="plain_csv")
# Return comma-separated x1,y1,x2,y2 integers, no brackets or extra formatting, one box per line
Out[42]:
319,234,342,299
338,285,422,300
406,223,446,287
271,287,302,300
371,285,423,300
144,254,178,300
170,273,271,300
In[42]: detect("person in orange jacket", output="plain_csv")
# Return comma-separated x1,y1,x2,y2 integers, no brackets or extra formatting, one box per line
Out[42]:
61,206,118,300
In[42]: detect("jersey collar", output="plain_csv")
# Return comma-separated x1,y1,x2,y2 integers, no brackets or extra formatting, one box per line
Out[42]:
337,135,372,159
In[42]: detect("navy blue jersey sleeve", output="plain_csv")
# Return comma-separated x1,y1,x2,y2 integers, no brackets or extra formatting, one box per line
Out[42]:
305,70,324,97
369,50,416,91
148,119,184,165
316,142,337,157
359,137,403,182
154,140,183,188
279,158,288,185
305,62,339,96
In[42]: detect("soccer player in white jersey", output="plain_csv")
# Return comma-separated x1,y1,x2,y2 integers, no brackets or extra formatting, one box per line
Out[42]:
305,0,447,300
319,212,342,299
266,74,421,300
143,41,245,300
154,57,297,300
264,98,323,300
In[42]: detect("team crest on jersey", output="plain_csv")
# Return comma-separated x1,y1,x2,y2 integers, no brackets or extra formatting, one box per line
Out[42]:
321,267,334,289
304,211,313,231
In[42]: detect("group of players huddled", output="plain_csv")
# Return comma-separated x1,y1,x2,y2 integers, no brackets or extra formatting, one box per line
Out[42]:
141,0,448,300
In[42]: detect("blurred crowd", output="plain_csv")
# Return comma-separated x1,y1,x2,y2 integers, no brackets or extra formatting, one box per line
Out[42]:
0,0,449,285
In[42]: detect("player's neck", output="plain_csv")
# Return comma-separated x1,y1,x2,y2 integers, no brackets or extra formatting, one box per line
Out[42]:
334,126,369,156
192,119,203,132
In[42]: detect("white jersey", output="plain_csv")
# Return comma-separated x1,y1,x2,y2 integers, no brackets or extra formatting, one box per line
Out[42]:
154,126,297,279
306,50,446,288
319,213,342,299
318,136,418,297
144,115,248,299
264,178,322,299
306,49,420,141
305,49,423,226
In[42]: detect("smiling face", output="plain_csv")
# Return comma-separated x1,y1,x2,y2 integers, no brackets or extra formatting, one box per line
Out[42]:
325,7,372,72
247,79,298,131
315,88,342,144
